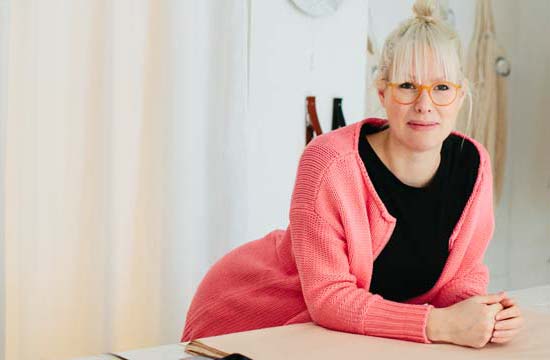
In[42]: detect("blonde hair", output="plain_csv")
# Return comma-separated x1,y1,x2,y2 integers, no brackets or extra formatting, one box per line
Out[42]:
374,0,473,131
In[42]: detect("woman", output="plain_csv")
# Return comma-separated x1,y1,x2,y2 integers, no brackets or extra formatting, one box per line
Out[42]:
182,0,523,348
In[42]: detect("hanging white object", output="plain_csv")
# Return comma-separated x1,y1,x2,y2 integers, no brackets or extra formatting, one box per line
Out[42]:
290,0,344,17
495,56,511,77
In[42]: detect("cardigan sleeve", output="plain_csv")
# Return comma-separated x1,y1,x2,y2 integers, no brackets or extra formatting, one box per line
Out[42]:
431,263,490,308
289,208,433,343
431,147,495,308
288,142,433,343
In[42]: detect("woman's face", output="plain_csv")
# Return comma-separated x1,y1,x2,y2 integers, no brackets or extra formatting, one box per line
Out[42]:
377,62,465,153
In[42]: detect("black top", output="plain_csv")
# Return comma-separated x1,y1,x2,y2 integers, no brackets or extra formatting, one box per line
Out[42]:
358,122,479,302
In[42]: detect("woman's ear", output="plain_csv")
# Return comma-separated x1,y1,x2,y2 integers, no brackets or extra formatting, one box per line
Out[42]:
377,88,386,109
375,79,387,109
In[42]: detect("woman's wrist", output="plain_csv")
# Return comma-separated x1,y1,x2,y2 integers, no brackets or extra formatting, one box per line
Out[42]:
426,307,452,343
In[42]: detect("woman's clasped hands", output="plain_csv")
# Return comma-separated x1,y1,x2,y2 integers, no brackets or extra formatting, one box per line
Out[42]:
427,291,524,348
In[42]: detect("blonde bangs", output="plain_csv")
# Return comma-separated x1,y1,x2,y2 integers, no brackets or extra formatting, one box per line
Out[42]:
389,23,463,85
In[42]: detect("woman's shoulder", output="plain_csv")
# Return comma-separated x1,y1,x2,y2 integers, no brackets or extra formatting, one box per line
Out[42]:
291,119,372,211
305,121,359,153
297,121,359,173
302,118,383,161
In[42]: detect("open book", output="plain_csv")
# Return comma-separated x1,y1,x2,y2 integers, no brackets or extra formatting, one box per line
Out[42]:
184,339,253,359
185,339,231,358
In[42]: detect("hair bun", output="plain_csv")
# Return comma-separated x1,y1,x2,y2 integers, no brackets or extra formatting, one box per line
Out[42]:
412,0,439,21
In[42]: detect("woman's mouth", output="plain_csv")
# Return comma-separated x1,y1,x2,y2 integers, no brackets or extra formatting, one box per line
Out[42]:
407,121,439,131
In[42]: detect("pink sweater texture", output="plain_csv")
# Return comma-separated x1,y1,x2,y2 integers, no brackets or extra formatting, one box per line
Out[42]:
182,118,495,344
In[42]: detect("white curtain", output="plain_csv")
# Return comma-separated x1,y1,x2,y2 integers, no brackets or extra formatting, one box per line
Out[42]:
0,1,250,359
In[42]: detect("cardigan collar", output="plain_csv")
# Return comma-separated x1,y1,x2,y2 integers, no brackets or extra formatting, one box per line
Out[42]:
351,117,489,251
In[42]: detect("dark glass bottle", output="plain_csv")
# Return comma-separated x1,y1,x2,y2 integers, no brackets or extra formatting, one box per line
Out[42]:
331,97,346,130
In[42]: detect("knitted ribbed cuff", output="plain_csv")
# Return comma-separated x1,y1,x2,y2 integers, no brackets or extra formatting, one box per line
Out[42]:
362,297,433,343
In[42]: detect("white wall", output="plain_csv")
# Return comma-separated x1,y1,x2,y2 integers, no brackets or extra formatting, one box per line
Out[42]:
501,0,550,291
244,0,368,241
243,0,550,292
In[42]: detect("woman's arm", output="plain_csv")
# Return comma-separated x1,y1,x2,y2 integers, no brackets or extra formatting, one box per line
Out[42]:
290,207,434,343
288,142,434,343
427,146,523,347
432,145,495,308
431,264,490,307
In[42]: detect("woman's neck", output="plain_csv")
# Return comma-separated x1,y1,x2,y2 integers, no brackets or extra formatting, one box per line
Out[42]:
368,130,442,188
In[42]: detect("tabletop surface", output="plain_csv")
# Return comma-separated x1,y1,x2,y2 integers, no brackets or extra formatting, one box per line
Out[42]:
74,284,550,360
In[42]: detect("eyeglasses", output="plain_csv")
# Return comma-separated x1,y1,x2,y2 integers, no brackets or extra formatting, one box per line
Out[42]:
386,81,462,106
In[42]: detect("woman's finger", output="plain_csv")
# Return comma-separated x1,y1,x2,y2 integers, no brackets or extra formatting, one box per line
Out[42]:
496,304,522,320
477,292,506,304
495,316,524,330
490,336,512,344
499,297,515,308
492,329,520,339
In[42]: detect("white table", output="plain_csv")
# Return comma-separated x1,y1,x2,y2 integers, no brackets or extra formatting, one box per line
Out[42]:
75,284,550,360
507,284,550,312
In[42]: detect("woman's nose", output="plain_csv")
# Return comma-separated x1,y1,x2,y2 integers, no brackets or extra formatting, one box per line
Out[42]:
414,88,432,113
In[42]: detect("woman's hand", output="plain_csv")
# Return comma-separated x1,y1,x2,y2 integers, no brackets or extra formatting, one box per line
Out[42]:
427,292,505,348
490,295,524,344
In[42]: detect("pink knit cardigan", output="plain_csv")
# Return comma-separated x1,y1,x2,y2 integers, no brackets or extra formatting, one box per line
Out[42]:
182,118,494,344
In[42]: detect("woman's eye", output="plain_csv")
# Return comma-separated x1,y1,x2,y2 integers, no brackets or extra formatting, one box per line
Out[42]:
399,82,416,89
434,84,449,91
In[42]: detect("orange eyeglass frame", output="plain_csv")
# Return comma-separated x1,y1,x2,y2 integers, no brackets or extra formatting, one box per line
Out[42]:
386,81,462,106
